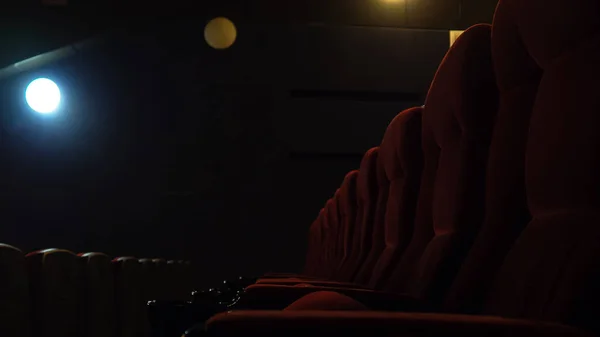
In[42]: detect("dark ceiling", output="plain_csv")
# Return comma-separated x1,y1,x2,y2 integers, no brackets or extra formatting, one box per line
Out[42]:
0,0,499,69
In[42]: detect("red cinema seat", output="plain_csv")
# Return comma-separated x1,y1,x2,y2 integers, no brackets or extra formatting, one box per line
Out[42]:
165,260,179,301
296,200,338,282
317,199,336,278
27,249,82,337
257,105,424,291
282,171,359,281
140,258,159,302
325,189,342,277
441,0,540,313
263,105,425,291
254,106,424,290
239,106,425,307
0,244,29,337
152,258,169,302
352,147,391,285
113,257,150,337
331,170,360,279
79,252,116,337
379,22,497,305
218,22,499,310
366,105,423,290
277,0,535,315
206,0,600,335
337,148,381,282
480,0,600,332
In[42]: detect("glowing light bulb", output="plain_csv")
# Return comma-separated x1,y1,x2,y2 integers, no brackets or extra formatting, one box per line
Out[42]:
25,78,61,114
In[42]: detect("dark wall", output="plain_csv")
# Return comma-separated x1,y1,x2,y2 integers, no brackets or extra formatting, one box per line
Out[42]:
0,0,499,68
0,21,448,286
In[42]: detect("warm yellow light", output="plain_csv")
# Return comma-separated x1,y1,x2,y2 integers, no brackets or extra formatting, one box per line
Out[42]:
380,0,403,3
204,17,237,50
449,30,465,48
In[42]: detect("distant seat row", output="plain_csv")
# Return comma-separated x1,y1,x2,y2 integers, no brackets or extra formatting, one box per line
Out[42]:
0,245,193,337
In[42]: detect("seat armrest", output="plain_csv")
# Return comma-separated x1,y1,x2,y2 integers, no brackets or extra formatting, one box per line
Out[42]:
206,311,593,337
238,284,425,311
255,278,371,289
261,273,320,279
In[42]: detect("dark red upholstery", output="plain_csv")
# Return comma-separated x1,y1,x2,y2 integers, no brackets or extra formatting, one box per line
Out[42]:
277,107,423,289
320,198,336,279
441,0,540,314
337,149,379,281
366,107,423,289
332,170,359,279
480,0,600,332
206,0,600,335
381,24,497,305
352,147,390,285
207,311,592,337
295,106,424,288
275,10,527,317
287,291,369,311
327,189,342,277
241,106,424,304
220,23,499,311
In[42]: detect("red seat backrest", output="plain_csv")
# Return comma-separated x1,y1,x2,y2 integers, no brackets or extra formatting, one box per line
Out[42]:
368,107,424,289
383,25,498,308
481,0,600,332
320,193,342,279
329,188,343,263
326,189,342,277
353,153,390,285
27,248,81,337
442,1,541,314
79,252,115,337
113,256,149,337
319,199,335,278
338,148,380,282
333,170,359,279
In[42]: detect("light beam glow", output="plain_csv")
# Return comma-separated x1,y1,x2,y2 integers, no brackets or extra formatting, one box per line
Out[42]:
25,78,61,114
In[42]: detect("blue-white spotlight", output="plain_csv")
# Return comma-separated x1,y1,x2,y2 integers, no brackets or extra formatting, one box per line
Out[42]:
25,78,61,114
